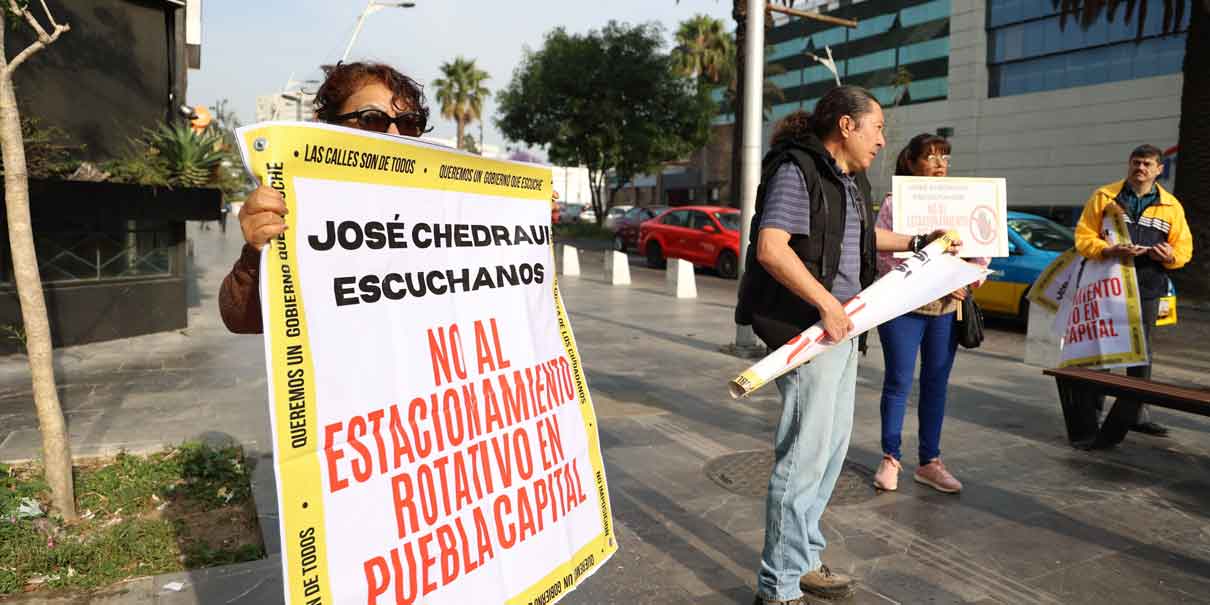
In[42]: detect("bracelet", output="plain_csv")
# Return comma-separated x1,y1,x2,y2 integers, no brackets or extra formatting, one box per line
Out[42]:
909,235,922,253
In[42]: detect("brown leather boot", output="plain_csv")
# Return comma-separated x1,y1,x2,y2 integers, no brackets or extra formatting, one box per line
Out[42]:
799,564,856,600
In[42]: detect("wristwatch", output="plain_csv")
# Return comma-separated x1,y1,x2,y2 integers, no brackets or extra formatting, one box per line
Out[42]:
909,235,923,253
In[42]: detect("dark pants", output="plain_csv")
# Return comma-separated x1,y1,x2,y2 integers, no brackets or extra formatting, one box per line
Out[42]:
1096,297,1159,445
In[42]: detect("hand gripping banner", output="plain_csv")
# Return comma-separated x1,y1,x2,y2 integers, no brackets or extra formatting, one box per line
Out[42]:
236,122,615,605
729,233,987,398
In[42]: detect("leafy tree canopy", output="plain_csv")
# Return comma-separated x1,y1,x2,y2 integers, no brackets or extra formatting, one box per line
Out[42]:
496,21,714,218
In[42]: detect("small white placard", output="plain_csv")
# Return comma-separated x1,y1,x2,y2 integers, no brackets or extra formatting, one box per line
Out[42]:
891,176,1009,257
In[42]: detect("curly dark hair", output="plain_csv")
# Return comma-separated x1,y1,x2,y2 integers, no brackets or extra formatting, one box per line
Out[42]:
770,110,813,148
312,61,430,126
895,133,951,176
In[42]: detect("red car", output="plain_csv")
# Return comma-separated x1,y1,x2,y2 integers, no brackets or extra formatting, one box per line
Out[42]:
639,205,741,279
611,206,666,252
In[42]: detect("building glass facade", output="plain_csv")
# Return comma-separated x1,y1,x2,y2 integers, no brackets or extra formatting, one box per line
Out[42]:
987,0,1189,97
716,0,951,125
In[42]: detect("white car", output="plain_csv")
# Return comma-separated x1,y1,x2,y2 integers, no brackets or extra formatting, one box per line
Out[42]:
579,206,597,224
603,205,634,230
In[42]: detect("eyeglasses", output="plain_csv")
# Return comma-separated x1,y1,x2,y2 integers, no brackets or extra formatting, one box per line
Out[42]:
331,109,429,136
926,154,951,165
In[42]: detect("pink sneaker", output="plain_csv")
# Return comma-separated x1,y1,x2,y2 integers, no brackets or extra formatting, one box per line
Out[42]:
914,458,962,493
872,454,901,491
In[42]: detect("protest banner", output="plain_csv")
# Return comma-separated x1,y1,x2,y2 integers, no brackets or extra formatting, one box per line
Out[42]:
1047,212,1147,370
1027,248,1080,313
235,122,615,605
891,176,1009,258
729,233,986,398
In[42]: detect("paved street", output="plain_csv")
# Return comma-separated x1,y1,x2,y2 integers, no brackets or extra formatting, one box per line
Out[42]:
2,225,1210,604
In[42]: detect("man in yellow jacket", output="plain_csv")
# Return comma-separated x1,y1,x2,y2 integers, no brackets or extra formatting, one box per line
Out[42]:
1075,144,1193,445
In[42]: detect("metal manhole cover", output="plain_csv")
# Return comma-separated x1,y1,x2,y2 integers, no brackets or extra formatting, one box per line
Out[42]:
704,450,875,506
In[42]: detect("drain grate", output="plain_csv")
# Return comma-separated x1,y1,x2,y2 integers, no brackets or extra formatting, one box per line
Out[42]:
704,450,875,506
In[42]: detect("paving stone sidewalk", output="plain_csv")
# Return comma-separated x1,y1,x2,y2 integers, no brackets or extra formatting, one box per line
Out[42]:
2,225,1209,604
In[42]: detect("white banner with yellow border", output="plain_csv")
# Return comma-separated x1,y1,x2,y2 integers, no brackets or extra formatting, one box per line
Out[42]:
729,233,986,398
1044,212,1148,370
236,122,616,605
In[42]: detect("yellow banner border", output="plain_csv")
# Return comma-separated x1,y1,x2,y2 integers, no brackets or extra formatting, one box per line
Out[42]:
238,122,614,605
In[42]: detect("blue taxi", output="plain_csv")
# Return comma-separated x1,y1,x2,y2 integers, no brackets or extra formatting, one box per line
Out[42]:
975,212,1072,320
974,211,1177,324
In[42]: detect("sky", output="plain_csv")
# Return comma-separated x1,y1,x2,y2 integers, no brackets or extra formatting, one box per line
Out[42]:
188,0,735,153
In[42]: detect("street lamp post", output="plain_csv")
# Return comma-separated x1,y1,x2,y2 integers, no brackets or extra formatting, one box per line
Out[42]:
733,0,766,350
342,1,416,62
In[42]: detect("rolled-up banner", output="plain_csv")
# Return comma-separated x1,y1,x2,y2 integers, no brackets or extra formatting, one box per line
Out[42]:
729,233,987,399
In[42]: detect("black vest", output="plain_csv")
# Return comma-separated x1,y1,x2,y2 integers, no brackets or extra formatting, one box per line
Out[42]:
735,138,877,349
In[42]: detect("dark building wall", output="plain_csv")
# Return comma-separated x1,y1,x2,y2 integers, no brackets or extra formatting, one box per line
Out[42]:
0,234,187,354
0,181,218,353
5,0,187,161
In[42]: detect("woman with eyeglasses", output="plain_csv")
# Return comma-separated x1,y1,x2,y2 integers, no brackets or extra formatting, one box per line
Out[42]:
871,133,988,494
219,61,431,334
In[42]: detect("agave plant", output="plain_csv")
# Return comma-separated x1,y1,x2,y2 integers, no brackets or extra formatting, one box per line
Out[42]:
143,121,227,188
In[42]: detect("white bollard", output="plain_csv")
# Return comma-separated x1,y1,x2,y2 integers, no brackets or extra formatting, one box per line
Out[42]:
561,244,580,276
665,258,697,298
1023,300,1060,367
604,250,630,285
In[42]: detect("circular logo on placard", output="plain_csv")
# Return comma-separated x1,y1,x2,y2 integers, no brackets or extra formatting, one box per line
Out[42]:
970,205,998,245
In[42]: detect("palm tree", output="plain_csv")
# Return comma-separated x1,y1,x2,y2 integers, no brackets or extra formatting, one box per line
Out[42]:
433,57,490,151
1054,0,1208,299
673,14,735,91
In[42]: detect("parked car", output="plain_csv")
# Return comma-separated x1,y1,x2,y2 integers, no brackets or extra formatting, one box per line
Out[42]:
611,206,665,252
975,211,1072,320
638,205,741,278
557,203,584,224
580,205,597,224
603,205,634,230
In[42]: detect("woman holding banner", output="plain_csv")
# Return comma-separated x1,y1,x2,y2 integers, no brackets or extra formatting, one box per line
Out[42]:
220,61,431,334
871,133,988,494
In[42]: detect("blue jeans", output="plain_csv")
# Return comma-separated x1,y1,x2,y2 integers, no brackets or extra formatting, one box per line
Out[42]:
757,339,859,601
877,312,958,467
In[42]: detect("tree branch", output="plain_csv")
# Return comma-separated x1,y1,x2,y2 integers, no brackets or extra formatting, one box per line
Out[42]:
5,0,69,75
12,0,49,40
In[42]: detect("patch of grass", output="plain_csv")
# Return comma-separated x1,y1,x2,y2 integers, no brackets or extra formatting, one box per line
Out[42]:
553,222,613,240
0,443,265,596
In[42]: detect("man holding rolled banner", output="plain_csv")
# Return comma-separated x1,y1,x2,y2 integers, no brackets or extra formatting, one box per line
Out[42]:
736,86,953,604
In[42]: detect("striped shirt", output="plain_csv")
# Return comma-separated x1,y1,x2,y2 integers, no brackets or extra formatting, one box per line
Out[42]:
760,162,863,302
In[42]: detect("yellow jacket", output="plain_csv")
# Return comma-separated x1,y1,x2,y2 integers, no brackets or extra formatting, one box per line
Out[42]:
1075,180,1192,270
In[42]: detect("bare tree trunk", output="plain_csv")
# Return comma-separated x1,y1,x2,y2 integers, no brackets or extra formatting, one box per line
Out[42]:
1172,2,1208,300
456,117,465,150
0,4,74,520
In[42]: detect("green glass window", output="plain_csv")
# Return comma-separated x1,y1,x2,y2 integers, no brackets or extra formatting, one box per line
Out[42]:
847,49,896,75
898,38,949,65
901,0,950,27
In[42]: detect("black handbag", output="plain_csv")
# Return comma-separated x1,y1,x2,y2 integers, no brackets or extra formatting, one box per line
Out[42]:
956,289,984,349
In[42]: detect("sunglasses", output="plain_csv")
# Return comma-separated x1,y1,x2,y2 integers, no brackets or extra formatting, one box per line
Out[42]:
331,109,429,136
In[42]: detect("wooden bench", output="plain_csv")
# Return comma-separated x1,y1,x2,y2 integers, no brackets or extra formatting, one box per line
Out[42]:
1044,367,1210,447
